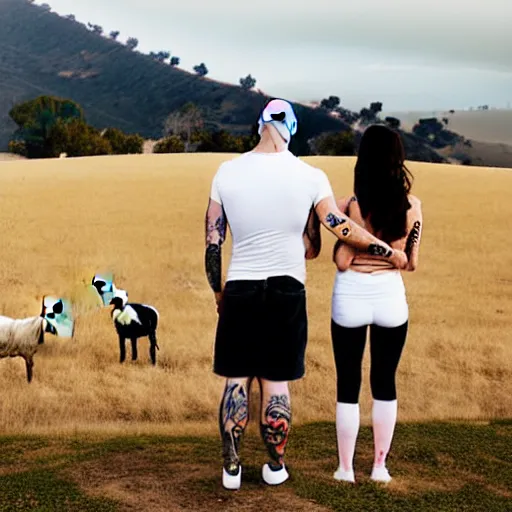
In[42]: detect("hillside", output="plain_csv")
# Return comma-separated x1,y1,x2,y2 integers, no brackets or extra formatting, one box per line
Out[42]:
0,0,349,155
383,109,512,146
0,0,446,162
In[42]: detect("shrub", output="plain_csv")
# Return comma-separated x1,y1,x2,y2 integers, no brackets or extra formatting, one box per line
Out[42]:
153,136,185,153
102,127,143,154
385,116,401,129
310,130,356,156
8,140,27,157
195,130,245,153
49,119,112,157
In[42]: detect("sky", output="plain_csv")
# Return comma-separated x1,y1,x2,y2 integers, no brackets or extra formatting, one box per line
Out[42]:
39,0,512,111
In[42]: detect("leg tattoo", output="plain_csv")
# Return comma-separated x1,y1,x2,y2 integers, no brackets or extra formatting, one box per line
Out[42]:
219,380,249,475
260,394,291,470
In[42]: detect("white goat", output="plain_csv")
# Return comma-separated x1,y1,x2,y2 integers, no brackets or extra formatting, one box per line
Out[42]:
0,313,57,383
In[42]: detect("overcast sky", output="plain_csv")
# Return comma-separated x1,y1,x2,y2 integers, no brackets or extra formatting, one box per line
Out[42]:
41,0,512,111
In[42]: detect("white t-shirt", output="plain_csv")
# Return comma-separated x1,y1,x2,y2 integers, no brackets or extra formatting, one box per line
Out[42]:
209,150,334,284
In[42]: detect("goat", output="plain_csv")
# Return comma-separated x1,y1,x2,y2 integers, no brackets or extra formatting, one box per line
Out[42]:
0,308,57,383
109,291,160,365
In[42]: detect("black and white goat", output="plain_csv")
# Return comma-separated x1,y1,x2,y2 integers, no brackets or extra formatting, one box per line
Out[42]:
109,290,160,365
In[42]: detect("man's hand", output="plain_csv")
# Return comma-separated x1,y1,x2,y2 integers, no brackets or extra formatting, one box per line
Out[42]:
214,291,223,315
389,249,408,270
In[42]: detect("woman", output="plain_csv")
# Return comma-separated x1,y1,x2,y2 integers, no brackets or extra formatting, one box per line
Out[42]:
330,124,423,484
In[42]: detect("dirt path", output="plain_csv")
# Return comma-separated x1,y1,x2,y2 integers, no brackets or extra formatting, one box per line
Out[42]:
66,451,329,512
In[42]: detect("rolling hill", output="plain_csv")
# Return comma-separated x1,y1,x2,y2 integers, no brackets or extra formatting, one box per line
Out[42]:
0,0,445,161
0,0,349,155
382,109,512,146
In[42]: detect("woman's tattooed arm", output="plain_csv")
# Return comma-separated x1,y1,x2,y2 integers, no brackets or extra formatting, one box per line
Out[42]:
404,197,423,271
315,196,407,268
205,199,227,294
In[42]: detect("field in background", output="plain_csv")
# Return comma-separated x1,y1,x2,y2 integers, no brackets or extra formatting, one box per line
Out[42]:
0,154,510,436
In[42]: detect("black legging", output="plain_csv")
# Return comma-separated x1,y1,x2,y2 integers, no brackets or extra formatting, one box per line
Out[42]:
331,320,408,403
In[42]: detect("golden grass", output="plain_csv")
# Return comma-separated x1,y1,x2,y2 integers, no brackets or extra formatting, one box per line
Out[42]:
0,154,510,436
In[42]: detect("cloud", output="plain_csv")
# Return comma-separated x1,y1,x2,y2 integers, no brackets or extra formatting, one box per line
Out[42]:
42,1,512,109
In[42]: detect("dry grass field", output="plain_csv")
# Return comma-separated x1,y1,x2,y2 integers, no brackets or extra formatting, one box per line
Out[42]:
0,153,510,437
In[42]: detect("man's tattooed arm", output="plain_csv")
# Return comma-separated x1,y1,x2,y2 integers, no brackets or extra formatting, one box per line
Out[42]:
303,206,321,259
205,199,227,296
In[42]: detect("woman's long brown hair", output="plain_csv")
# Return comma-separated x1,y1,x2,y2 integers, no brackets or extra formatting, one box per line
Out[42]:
354,124,413,243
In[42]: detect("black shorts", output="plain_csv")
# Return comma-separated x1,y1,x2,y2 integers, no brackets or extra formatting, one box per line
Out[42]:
213,275,308,381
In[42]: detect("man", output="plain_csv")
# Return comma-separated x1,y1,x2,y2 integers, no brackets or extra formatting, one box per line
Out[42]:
204,98,407,490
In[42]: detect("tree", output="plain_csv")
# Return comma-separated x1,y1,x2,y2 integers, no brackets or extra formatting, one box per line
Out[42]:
369,102,383,115
320,96,340,111
239,74,257,90
193,63,208,76
153,136,185,153
9,96,84,158
164,103,203,152
170,56,180,67
359,107,376,124
102,128,143,154
385,116,401,129
413,118,444,140
40,3,51,11
110,31,120,40
65,14,76,21
449,109,455,114
87,23,103,35
150,51,170,63
336,107,359,125
126,37,139,51
9,95,83,128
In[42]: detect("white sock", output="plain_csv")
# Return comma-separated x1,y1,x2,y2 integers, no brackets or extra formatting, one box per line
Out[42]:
372,399,397,468
336,402,360,472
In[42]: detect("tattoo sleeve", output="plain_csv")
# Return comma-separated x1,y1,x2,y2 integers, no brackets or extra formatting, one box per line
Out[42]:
220,381,249,475
204,199,227,293
260,394,291,470
405,220,421,259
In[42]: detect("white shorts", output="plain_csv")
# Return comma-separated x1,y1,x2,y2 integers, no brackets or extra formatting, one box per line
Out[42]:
331,269,408,328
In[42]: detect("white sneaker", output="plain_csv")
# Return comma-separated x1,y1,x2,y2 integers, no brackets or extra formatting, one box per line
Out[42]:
333,467,355,483
262,463,289,485
371,466,392,483
222,465,242,490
